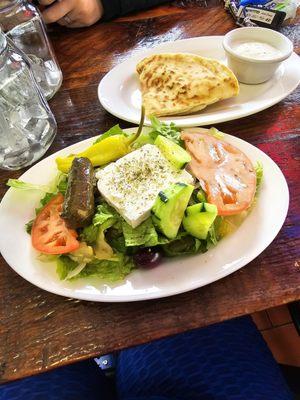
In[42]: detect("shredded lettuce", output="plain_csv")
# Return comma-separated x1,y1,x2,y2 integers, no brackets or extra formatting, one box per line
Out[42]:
189,188,207,205
215,214,248,239
130,127,154,149
255,161,263,194
161,214,221,255
131,115,183,149
93,203,118,227
162,235,205,256
8,173,68,195
76,202,119,262
107,235,126,253
93,124,127,144
69,242,94,264
196,188,207,203
81,202,119,246
208,127,225,139
56,255,78,280
94,229,114,260
37,254,58,263
206,222,219,249
35,192,56,215
109,223,169,252
74,255,135,282
149,116,182,146
57,174,68,195
7,179,50,192
25,220,34,234
81,224,99,245
105,220,126,253
11,173,68,234
122,218,159,247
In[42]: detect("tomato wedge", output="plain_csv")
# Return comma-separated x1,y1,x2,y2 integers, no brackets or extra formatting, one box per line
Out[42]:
182,128,256,216
31,193,80,254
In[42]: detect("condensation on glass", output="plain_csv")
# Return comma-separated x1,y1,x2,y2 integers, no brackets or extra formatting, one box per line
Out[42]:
0,0,63,100
0,32,57,170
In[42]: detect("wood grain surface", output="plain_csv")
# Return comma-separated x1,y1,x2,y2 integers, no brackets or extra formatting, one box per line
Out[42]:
0,0,299,383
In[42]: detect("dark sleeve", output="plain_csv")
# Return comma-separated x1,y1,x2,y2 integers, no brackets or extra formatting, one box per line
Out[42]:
101,0,169,21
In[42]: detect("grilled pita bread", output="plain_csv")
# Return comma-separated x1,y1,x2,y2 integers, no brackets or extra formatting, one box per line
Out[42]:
136,53,239,117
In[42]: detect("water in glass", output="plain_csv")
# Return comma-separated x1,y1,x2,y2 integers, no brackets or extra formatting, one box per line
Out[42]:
0,32,57,170
0,0,63,100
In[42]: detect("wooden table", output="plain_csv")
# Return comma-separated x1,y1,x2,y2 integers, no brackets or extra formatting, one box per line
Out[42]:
0,0,299,384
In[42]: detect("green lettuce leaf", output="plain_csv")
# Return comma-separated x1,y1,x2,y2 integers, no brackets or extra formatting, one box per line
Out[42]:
57,174,68,195
189,188,207,205
7,179,49,192
149,116,182,146
81,224,99,245
81,202,119,245
74,255,135,282
130,127,154,149
56,255,78,280
105,221,126,253
15,172,68,234
35,192,56,215
93,125,127,144
122,218,159,247
206,222,219,249
162,235,206,256
108,236,127,253
93,203,118,227
25,192,56,234
37,254,58,263
94,229,114,260
7,173,67,194
25,220,34,234
208,127,225,139
69,242,94,264
81,202,119,247
255,161,263,194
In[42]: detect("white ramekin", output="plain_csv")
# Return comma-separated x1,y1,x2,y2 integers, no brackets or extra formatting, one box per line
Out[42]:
223,27,294,84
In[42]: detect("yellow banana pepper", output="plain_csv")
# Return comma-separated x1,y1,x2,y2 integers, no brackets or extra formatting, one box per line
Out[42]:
56,107,145,173
56,134,130,173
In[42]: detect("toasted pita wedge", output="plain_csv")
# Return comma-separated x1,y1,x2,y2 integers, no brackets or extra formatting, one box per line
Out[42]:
136,53,239,117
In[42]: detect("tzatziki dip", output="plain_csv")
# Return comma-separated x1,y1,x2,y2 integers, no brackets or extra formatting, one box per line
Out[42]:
234,41,282,60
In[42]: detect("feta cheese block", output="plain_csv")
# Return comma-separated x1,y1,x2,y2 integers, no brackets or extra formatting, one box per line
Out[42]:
96,144,194,228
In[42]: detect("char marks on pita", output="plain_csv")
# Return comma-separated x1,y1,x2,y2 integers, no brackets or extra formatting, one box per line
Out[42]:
136,53,239,117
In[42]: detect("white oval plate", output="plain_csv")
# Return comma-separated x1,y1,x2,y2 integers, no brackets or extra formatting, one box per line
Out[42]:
0,129,289,302
98,36,300,127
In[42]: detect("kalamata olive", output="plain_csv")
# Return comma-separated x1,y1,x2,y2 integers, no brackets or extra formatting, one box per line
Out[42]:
133,248,162,268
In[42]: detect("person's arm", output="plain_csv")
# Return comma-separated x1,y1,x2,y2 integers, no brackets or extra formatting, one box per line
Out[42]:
101,0,169,21
40,0,168,28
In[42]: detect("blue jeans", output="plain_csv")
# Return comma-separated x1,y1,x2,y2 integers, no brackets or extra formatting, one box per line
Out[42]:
0,316,293,400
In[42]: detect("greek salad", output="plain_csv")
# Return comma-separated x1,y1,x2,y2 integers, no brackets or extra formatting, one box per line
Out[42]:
8,114,263,282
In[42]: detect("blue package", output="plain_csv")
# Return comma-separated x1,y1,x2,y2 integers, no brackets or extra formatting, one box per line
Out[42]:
239,0,269,6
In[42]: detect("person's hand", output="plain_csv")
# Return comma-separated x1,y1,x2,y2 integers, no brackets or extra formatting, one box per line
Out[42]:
40,0,104,28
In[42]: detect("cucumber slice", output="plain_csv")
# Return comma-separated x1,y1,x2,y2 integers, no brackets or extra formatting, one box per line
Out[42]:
152,183,194,239
154,135,191,169
183,202,218,240
185,203,204,216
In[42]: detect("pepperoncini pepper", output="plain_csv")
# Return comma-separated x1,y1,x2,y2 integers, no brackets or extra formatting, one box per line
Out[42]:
56,107,145,174
56,135,130,173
